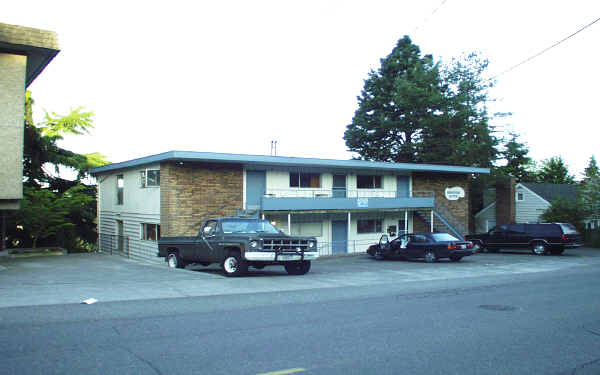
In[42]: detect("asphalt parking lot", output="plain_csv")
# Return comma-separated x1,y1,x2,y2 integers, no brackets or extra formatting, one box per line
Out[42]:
1,248,599,308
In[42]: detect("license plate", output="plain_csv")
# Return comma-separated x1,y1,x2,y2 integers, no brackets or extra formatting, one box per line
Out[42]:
278,255,301,261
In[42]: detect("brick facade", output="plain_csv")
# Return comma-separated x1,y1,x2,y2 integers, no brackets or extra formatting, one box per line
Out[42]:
160,162,243,236
412,172,471,235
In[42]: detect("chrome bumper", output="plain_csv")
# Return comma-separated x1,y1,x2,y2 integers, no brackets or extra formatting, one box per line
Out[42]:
244,251,319,261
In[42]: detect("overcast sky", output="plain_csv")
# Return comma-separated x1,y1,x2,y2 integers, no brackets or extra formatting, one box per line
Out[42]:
5,1,600,177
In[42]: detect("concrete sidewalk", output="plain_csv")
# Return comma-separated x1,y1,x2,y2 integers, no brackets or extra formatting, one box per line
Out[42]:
0,249,599,308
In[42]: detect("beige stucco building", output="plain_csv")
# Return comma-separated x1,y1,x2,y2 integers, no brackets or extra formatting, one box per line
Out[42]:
0,22,59,210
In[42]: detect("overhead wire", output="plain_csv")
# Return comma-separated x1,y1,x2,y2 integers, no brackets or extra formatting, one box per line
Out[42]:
413,0,448,34
488,15,600,81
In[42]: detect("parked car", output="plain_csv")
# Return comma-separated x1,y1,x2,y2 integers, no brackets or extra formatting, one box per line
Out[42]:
367,232,475,263
158,217,318,276
466,223,583,255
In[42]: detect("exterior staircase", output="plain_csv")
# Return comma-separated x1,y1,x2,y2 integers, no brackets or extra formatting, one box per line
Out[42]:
414,200,467,240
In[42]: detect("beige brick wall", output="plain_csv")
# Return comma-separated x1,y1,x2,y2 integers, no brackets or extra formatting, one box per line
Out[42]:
0,22,59,50
412,173,471,235
160,162,244,236
0,53,27,209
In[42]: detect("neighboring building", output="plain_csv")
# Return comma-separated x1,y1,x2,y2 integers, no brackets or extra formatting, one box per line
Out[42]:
0,22,60,210
474,182,578,233
91,151,489,263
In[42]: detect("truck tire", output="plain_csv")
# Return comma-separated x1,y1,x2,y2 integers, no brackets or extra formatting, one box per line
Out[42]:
222,252,248,277
167,251,185,269
284,261,311,275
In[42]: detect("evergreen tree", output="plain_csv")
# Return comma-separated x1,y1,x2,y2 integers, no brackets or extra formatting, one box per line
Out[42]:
498,133,536,182
535,157,575,184
344,37,498,167
580,155,600,220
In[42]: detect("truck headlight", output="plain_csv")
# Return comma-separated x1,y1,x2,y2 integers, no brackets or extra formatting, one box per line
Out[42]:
308,241,315,249
249,240,259,249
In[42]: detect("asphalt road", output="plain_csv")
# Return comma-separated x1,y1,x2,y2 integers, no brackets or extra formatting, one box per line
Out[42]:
1,257,600,375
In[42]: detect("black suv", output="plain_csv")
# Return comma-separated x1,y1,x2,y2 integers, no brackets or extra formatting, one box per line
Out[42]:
466,223,583,255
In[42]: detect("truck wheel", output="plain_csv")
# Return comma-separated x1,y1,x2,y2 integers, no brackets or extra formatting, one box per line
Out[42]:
167,251,185,269
284,261,311,275
222,252,248,277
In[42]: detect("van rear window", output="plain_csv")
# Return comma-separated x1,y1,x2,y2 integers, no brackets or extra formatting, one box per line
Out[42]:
559,223,578,234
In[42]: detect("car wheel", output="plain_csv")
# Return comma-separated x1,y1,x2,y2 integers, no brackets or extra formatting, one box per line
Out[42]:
284,261,311,275
167,251,185,269
550,249,564,255
424,250,438,263
531,242,548,255
222,252,248,277
449,255,462,262
472,240,485,252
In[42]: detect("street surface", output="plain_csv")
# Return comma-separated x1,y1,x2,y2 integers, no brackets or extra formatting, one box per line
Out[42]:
1,249,600,374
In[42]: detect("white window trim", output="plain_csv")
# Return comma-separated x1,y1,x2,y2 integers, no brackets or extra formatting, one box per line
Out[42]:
140,223,160,242
516,192,524,201
140,169,160,188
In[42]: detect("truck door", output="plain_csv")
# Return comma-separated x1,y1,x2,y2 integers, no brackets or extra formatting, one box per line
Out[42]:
197,220,220,262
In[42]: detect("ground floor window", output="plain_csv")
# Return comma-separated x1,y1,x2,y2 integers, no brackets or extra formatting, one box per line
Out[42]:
291,222,323,237
357,219,382,234
141,223,161,241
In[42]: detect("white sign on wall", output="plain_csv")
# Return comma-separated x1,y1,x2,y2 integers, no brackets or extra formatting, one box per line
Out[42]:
445,186,465,201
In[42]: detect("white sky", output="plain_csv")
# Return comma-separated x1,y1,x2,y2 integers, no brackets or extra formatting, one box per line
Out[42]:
4,0,600,178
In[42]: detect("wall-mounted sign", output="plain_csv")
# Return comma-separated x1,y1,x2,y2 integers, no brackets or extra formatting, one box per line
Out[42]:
445,186,465,201
357,198,369,208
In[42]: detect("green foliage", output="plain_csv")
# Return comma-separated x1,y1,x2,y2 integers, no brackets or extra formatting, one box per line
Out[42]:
535,156,575,184
8,91,106,251
497,133,536,182
540,197,588,232
344,37,498,167
583,155,599,180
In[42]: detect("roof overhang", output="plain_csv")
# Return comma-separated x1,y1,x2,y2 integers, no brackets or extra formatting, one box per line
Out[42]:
0,22,60,87
90,151,491,176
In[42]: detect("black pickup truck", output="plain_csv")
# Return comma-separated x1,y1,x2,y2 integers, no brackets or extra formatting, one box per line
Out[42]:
158,217,318,276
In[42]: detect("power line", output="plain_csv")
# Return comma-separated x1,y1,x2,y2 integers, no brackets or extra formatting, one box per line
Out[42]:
413,0,448,33
489,15,600,81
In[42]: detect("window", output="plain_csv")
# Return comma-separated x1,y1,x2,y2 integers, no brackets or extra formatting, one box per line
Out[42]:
116,175,124,205
357,219,382,234
290,172,320,188
140,169,160,187
517,192,524,201
141,223,161,241
357,175,382,189
291,222,323,237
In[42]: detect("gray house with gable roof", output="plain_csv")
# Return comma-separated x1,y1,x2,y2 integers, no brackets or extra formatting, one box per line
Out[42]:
475,182,579,233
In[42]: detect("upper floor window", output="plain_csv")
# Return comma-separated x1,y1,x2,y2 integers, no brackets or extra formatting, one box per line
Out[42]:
357,175,382,189
140,169,160,187
516,192,524,201
116,175,124,205
290,172,320,188
141,223,161,241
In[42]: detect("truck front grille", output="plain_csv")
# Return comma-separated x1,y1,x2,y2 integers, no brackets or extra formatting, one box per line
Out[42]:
263,239,311,251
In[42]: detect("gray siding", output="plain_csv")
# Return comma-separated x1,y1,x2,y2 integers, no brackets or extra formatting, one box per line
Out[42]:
99,211,162,264
515,185,550,223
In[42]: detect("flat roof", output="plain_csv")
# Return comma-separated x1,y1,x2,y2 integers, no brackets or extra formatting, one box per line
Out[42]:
0,22,60,87
90,150,490,175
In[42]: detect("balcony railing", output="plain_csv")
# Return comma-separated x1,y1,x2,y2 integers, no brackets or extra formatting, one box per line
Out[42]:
264,189,434,199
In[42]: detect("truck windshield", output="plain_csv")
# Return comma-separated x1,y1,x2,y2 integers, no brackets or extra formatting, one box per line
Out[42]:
221,219,281,234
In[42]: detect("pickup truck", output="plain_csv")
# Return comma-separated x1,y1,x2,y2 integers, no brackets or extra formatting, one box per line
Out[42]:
158,217,319,276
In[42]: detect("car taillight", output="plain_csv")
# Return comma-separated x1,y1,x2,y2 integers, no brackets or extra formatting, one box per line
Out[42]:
448,244,456,250
467,242,473,249
562,234,567,241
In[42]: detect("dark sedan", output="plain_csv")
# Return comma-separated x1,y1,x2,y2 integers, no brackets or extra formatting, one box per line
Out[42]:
367,232,475,263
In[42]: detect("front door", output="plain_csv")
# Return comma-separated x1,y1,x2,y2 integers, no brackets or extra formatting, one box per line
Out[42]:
196,220,220,262
333,175,347,198
397,176,409,198
246,171,266,210
332,220,347,254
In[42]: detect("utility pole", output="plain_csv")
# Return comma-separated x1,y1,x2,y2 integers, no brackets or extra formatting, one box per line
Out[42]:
270,140,278,156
